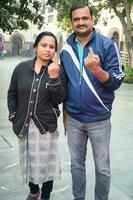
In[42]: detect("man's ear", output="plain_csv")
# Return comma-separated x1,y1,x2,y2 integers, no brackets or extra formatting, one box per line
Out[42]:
91,15,94,23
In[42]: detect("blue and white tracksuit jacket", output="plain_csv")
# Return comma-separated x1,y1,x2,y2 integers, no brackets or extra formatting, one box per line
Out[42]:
60,29,125,123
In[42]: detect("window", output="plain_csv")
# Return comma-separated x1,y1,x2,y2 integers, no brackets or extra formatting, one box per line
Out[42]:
48,7,53,13
41,3,45,14
48,15,54,23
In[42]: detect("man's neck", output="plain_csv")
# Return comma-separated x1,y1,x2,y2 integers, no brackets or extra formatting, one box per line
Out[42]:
77,32,93,47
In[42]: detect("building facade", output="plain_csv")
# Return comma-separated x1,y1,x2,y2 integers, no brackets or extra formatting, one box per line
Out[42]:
0,0,132,57
0,0,63,56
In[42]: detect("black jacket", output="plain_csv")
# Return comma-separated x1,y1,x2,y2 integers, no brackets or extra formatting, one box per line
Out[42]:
7,58,67,138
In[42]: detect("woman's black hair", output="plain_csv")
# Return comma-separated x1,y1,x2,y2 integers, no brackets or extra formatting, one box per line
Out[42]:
70,2,93,20
33,31,58,51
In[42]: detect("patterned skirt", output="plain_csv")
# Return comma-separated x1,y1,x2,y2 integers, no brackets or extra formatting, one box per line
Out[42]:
18,119,61,184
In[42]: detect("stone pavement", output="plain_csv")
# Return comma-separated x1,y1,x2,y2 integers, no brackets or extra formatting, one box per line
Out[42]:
0,57,133,200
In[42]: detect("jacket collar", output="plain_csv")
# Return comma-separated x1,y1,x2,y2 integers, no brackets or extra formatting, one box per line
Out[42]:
29,57,53,71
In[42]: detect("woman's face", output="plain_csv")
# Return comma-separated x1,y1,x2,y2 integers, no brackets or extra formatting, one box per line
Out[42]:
35,35,56,63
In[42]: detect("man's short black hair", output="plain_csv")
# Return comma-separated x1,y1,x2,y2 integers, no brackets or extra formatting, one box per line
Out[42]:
70,2,93,20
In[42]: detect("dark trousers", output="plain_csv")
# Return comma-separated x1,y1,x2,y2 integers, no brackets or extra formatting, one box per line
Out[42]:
29,180,53,199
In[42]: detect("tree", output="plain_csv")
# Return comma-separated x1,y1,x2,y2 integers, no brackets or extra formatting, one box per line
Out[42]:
47,0,100,32
0,0,44,34
47,0,133,67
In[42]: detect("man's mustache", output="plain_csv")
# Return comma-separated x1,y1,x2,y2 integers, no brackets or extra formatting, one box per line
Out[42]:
77,25,88,29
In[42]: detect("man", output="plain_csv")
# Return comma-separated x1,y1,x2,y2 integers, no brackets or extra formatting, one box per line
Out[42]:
60,2,125,200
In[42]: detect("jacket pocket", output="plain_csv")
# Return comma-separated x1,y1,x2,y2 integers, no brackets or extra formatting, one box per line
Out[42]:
12,108,23,130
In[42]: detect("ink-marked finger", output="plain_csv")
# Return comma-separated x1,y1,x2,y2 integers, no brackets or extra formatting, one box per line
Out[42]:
53,53,60,65
89,47,94,57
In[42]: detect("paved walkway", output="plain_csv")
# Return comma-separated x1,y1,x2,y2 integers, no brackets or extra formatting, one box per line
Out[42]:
0,57,133,200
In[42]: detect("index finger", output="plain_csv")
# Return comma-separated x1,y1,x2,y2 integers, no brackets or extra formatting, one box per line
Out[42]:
88,47,94,57
52,53,60,65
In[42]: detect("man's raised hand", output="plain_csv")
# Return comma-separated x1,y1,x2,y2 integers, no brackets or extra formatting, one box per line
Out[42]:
84,47,100,73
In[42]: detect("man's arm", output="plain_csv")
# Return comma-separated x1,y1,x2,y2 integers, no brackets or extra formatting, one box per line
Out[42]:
84,46,125,91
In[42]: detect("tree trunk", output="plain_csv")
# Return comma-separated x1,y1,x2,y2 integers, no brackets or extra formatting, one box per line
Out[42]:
112,4,133,67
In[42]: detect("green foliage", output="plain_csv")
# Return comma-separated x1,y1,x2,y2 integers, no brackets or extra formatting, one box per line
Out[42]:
0,0,44,33
123,66,133,83
47,0,133,67
47,0,132,35
47,0,101,33
48,0,133,33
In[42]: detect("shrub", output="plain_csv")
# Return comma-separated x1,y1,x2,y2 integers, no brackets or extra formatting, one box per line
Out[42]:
123,65,133,83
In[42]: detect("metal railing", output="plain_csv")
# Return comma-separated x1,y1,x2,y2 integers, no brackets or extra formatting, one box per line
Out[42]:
120,51,129,66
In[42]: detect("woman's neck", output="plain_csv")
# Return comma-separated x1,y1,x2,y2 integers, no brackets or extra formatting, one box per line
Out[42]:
35,58,49,66
34,58,48,74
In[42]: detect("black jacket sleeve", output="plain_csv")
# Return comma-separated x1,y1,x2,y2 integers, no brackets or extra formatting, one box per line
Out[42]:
7,67,18,120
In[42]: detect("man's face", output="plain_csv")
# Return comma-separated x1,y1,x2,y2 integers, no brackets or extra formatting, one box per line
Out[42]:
71,6,93,37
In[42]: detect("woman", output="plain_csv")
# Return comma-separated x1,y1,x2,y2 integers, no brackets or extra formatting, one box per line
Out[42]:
7,31,67,200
